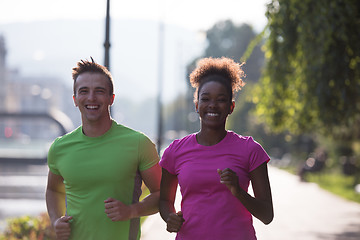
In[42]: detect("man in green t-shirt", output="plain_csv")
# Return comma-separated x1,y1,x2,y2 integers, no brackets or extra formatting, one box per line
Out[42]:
46,58,161,240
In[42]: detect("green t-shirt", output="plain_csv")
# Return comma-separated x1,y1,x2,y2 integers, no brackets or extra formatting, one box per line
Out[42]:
48,120,159,240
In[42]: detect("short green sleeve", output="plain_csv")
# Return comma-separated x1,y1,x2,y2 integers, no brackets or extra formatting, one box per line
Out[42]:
138,134,159,171
47,137,61,175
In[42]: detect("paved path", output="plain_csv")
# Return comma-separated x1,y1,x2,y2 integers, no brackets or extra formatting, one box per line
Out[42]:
141,166,360,240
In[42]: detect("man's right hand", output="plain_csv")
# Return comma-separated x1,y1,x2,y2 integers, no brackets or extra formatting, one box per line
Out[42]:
54,216,72,240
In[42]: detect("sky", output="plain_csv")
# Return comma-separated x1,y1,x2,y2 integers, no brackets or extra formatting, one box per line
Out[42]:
0,0,269,32
0,0,270,103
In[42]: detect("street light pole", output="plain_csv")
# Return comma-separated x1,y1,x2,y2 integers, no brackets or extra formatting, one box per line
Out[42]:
104,0,112,114
104,0,111,71
156,20,164,155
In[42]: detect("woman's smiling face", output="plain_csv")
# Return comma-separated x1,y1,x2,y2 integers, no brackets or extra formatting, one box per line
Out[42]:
195,80,234,130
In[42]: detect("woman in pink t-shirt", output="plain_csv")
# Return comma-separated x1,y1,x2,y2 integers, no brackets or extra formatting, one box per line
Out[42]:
159,57,274,240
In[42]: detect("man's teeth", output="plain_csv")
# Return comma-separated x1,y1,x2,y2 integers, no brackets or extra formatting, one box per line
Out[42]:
87,105,99,109
207,113,218,116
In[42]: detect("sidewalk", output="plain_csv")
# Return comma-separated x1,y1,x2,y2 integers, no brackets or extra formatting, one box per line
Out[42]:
141,166,360,240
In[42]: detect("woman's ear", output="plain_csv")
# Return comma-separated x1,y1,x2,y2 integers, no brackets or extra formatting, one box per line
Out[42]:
229,101,235,114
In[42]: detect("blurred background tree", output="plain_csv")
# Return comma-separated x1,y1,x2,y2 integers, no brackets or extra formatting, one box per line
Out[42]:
253,0,360,156
186,20,264,84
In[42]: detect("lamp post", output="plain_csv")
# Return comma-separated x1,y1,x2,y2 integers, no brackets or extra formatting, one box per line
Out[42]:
104,0,112,114
156,20,164,155
104,0,111,71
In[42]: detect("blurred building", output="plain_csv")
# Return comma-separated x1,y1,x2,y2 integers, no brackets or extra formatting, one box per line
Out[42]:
0,35,76,141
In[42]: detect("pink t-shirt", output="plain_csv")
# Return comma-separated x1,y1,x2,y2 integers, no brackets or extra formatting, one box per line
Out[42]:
160,131,270,240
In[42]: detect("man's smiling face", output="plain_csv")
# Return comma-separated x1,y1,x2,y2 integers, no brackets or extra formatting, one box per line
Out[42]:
73,72,114,124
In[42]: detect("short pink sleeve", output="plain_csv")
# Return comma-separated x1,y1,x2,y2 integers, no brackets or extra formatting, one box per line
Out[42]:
159,142,176,174
247,137,270,172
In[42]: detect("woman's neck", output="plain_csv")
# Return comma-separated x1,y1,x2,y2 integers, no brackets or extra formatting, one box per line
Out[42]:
196,128,227,146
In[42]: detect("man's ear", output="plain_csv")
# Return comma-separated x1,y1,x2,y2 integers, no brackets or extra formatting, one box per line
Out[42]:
73,95,78,107
195,101,199,113
110,94,115,105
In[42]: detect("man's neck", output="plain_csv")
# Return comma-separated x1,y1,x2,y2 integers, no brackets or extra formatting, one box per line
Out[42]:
82,118,113,137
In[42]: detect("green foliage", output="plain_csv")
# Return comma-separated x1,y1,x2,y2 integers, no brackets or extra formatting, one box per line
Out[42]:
0,213,56,240
228,83,289,152
307,171,360,203
254,0,360,140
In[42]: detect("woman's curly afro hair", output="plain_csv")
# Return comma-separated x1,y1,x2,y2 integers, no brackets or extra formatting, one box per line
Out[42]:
189,57,245,101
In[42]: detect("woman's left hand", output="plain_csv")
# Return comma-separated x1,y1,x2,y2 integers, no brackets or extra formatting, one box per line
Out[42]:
217,168,240,196
219,164,274,225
